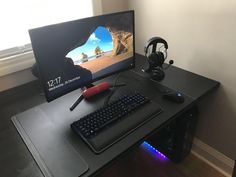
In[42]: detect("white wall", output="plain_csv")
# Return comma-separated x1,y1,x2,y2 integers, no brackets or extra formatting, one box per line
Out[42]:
101,0,128,14
129,0,236,159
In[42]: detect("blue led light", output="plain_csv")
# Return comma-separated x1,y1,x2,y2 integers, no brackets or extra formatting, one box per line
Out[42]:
141,141,169,161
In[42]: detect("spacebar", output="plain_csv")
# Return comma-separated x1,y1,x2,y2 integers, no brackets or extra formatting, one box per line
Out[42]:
88,101,162,153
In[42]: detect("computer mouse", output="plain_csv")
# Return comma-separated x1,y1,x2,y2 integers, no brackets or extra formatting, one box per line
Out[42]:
162,91,185,103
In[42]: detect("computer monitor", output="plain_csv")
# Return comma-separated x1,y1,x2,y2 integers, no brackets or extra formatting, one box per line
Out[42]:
29,11,135,102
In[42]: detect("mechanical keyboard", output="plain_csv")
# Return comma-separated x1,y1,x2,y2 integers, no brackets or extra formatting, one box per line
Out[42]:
71,92,162,153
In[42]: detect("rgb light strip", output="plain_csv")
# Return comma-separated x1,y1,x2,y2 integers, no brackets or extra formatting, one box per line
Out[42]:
142,141,169,161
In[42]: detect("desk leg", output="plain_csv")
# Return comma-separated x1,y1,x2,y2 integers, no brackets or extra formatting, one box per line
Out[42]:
146,106,198,163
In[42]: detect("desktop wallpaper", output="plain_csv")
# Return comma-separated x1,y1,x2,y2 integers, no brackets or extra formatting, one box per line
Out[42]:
29,11,134,101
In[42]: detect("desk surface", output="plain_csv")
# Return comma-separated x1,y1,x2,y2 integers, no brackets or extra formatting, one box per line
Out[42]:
11,54,219,177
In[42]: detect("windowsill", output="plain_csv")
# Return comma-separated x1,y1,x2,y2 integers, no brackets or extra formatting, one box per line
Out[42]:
0,51,35,77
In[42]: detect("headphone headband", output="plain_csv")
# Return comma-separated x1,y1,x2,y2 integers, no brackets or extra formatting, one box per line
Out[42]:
144,37,168,55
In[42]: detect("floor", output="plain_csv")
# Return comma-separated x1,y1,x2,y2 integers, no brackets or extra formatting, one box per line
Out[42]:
98,143,227,177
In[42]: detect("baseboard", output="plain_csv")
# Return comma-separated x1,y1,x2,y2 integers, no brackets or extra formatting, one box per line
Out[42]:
191,138,234,177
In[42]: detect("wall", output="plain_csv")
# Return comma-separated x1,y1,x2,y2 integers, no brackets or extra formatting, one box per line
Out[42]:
101,0,128,14
0,51,36,91
0,69,36,92
128,0,236,159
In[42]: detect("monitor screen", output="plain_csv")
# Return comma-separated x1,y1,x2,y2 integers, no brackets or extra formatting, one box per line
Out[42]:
29,11,135,101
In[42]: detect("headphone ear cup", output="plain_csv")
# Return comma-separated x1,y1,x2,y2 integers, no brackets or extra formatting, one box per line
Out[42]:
156,51,165,67
148,52,158,67
148,51,165,68
151,67,165,81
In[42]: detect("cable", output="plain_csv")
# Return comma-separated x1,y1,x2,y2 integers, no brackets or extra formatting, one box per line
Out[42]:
104,73,121,106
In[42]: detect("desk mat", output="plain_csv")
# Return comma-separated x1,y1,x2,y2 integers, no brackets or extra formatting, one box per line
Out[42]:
12,107,89,177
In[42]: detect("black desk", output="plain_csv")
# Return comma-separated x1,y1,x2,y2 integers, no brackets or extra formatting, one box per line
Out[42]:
11,54,219,177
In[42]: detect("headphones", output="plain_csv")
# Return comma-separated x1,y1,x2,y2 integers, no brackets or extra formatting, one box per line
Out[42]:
144,37,170,81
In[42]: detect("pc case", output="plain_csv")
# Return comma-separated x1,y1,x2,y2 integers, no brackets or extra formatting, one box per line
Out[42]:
146,106,198,162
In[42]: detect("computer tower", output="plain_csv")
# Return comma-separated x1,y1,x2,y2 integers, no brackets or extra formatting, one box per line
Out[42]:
146,106,198,163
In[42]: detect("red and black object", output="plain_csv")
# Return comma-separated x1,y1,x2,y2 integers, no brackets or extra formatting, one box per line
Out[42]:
69,81,126,111
82,82,110,99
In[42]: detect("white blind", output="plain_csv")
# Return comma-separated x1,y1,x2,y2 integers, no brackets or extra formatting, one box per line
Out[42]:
0,0,93,58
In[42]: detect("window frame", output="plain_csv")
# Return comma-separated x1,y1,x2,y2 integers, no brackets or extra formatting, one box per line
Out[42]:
0,44,32,59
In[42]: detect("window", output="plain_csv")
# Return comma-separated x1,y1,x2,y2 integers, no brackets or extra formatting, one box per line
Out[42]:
0,0,93,59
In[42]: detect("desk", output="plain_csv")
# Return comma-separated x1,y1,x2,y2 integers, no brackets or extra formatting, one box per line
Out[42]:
11,54,219,177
